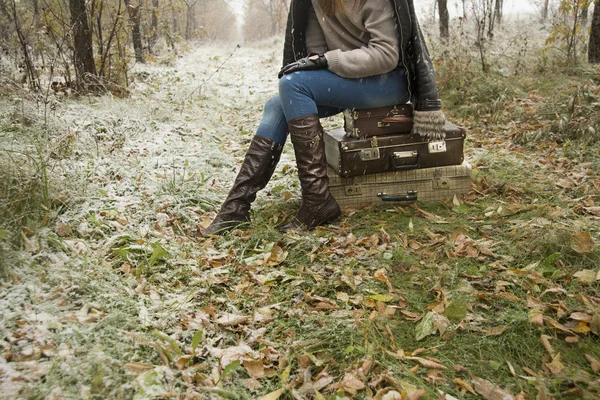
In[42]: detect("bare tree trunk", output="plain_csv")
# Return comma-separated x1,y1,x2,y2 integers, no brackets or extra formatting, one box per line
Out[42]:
590,0,600,63
149,0,158,51
32,0,39,23
438,0,449,39
95,0,105,58
99,0,123,77
542,0,550,21
70,0,97,88
494,0,503,24
185,2,195,40
1,0,40,89
486,0,495,39
127,1,145,62
581,4,589,24
171,0,179,36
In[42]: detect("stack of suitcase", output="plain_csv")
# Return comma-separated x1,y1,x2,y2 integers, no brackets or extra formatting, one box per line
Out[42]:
324,104,471,208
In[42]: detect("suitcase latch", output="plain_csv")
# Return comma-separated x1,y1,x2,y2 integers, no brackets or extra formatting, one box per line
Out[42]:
370,136,378,147
434,178,451,189
378,122,391,128
360,148,381,161
428,141,447,154
344,185,361,196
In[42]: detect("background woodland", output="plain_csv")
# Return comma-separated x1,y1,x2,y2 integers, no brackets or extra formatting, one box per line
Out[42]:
1,1,600,399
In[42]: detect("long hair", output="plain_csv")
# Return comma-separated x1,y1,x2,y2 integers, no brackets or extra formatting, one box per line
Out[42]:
318,0,368,16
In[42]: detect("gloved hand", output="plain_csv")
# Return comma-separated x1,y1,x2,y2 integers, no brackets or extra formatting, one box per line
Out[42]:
278,54,328,79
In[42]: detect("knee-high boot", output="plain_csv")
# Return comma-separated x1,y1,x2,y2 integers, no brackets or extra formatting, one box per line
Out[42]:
279,114,341,232
201,136,283,236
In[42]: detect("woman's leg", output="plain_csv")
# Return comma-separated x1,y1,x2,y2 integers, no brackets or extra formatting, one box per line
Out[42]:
256,95,342,145
278,69,409,120
201,96,286,236
277,69,409,232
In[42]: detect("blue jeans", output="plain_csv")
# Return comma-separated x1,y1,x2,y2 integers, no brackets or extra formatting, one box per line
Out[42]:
256,69,410,145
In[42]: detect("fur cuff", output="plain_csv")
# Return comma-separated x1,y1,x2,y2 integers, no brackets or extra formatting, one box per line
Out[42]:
412,110,447,140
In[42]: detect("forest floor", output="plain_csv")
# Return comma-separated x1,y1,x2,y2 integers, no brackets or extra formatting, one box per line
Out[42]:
1,34,600,400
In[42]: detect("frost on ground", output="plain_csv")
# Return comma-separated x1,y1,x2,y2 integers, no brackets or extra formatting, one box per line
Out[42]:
0,38,308,398
2,19,600,400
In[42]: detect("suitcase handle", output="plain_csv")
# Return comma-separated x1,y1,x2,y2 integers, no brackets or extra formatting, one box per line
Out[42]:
378,191,418,202
391,151,420,171
381,116,413,124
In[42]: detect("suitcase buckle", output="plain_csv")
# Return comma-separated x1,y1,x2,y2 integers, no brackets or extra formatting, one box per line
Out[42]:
378,122,391,128
360,148,381,161
345,185,361,196
428,141,447,153
370,136,378,147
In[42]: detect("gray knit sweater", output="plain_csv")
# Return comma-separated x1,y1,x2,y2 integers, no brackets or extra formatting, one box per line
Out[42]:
305,0,400,79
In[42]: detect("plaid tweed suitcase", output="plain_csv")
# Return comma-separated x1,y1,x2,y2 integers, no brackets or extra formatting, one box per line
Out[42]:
344,104,414,138
327,162,472,208
325,124,466,178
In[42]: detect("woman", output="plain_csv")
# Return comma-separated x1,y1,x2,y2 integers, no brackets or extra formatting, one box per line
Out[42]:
201,0,446,235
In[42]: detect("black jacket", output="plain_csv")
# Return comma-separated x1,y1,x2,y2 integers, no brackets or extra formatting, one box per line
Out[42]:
282,0,442,112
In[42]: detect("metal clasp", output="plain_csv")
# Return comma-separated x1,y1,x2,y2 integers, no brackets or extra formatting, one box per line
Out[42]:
360,148,381,161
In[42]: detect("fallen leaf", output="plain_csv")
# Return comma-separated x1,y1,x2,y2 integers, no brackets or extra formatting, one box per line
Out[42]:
529,310,544,328
243,378,262,390
243,360,265,379
591,312,600,335
543,316,571,333
369,294,394,303
485,325,510,336
444,300,467,323
572,322,591,333
381,390,402,400
569,312,592,322
544,353,564,375
405,356,448,370
565,336,580,343
339,372,366,395
408,389,427,400
573,270,598,285
415,312,436,341
570,231,596,254
125,362,156,373
454,378,477,395
337,292,350,302
210,343,257,367
135,368,167,399
472,377,514,400
217,313,251,327
585,354,600,374
432,313,451,337
540,335,554,357
55,222,72,237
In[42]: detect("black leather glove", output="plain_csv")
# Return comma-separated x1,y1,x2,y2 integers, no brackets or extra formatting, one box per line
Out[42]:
278,54,328,79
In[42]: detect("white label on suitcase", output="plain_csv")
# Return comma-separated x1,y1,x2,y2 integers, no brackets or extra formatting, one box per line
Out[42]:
428,141,447,153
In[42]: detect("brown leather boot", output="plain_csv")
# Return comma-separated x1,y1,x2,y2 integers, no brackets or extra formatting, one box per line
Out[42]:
279,114,341,233
200,136,283,236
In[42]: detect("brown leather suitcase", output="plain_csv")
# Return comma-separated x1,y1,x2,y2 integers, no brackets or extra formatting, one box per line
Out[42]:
327,162,472,208
324,122,466,178
344,104,413,138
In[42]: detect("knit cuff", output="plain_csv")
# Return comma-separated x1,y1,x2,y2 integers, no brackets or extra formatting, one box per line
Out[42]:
412,110,446,140
324,50,342,74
